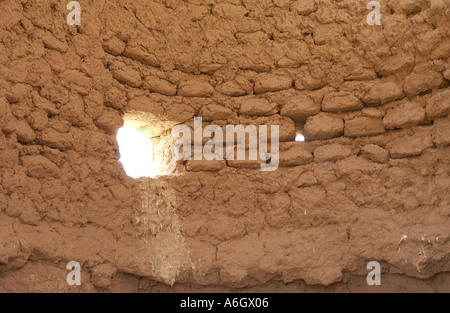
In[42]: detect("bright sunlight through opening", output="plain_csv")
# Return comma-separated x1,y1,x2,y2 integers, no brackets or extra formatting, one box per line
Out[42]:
117,127,158,178
295,134,305,142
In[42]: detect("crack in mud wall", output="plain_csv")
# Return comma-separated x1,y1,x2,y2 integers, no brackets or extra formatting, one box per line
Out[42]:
137,179,193,286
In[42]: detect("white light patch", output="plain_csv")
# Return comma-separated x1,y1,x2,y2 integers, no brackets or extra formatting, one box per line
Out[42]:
295,134,305,142
117,127,157,178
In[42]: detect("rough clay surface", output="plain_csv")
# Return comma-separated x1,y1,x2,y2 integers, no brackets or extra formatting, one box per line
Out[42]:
0,0,449,292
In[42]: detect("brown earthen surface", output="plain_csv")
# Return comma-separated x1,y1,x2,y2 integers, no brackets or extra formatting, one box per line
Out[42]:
0,0,449,292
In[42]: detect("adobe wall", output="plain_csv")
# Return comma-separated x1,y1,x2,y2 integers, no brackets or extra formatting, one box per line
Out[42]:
0,0,449,292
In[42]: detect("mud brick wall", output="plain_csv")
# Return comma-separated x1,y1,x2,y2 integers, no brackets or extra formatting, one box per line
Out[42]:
0,0,449,292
